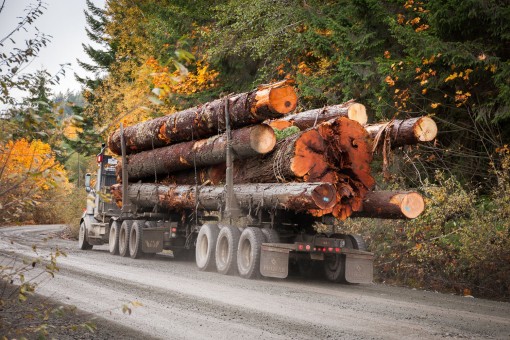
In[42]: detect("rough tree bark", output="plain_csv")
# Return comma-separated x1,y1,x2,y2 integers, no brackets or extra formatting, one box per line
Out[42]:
111,182,337,216
365,116,437,148
352,190,425,219
117,125,276,181
161,117,375,220
108,80,297,155
268,101,367,130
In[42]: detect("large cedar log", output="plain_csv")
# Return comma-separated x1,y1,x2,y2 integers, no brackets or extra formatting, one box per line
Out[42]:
269,101,367,130
163,117,375,219
353,190,425,219
111,182,337,215
119,125,276,181
108,80,297,155
365,116,437,148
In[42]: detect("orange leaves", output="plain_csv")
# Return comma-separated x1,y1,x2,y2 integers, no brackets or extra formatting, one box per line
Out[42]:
0,139,71,223
385,76,396,87
297,61,312,76
454,91,471,107
0,139,69,192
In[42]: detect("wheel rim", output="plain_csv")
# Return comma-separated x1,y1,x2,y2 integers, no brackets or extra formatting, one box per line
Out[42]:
129,227,137,254
197,233,209,265
217,235,229,268
239,238,252,272
119,226,126,252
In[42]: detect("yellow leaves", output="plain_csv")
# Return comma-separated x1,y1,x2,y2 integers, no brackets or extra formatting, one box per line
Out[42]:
314,28,333,37
0,139,71,221
147,56,219,98
297,61,312,76
463,68,473,80
445,69,473,83
486,64,497,73
445,72,459,82
430,103,440,109
63,118,83,141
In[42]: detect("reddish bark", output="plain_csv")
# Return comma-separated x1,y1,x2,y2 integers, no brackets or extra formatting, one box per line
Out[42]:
108,80,297,155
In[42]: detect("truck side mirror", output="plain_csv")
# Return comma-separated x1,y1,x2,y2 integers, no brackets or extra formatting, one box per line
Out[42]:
85,173,91,192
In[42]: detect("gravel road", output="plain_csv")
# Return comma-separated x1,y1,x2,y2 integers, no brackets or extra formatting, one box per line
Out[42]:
1,224,509,339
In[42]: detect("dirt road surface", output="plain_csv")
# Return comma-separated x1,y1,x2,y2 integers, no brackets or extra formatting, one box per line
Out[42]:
1,224,509,339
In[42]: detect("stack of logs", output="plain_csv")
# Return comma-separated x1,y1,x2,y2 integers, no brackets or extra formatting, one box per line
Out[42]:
110,80,437,220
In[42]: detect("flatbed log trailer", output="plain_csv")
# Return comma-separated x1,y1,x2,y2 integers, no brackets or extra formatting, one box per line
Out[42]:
79,122,374,284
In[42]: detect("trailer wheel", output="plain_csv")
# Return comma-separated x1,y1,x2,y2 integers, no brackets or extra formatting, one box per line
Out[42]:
215,226,241,275
237,227,264,279
118,220,133,257
129,220,145,259
195,224,219,271
78,222,93,250
324,234,367,283
109,221,120,255
261,228,280,244
347,234,367,251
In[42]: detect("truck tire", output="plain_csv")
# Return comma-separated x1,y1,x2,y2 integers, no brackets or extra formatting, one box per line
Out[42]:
118,220,133,257
195,224,219,271
109,221,120,255
324,234,366,283
324,254,345,283
261,228,280,244
237,227,264,279
347,234,367,251
78,222,93,250
129,220,145,259
215,225,241,275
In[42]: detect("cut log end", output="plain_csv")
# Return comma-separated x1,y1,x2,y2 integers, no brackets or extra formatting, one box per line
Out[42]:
267,86,298,114
311,183,337,210
250,124,277,154
415,116,438,142
347,103,368,125
394,192,425,219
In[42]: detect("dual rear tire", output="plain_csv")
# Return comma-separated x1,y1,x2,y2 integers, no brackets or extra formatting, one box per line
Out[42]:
115,220,154,259
195,225,273,279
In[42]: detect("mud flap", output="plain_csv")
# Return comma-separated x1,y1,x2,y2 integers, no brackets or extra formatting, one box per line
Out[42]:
344,253,374,284
260,244,291,279
142,229,165,253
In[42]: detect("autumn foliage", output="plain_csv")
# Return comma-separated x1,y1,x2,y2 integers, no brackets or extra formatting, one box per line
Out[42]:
0,139,71,225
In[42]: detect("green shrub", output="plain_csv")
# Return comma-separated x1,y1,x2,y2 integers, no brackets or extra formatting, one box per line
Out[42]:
341,152,510,300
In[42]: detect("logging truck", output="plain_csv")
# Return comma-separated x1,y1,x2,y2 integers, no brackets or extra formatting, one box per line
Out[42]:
79,143,374,283
78,82,433,283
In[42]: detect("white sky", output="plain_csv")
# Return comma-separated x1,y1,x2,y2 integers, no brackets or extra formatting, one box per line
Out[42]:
0,0,106,96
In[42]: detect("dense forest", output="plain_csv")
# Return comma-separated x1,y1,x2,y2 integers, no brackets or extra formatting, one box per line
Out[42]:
1,0,509,299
